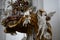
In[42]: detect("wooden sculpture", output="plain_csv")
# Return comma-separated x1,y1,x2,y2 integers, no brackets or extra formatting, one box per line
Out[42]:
1,0,55,40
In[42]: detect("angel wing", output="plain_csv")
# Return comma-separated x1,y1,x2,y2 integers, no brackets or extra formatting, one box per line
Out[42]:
47,11,56,17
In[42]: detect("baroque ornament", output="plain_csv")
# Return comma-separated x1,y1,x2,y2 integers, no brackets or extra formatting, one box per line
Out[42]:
1,0,55,40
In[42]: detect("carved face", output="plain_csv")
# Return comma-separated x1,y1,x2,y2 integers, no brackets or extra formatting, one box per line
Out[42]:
1,12,38,35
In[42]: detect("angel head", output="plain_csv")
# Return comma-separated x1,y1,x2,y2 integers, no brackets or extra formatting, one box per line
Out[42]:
7,0,30,12
37,9,56,21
